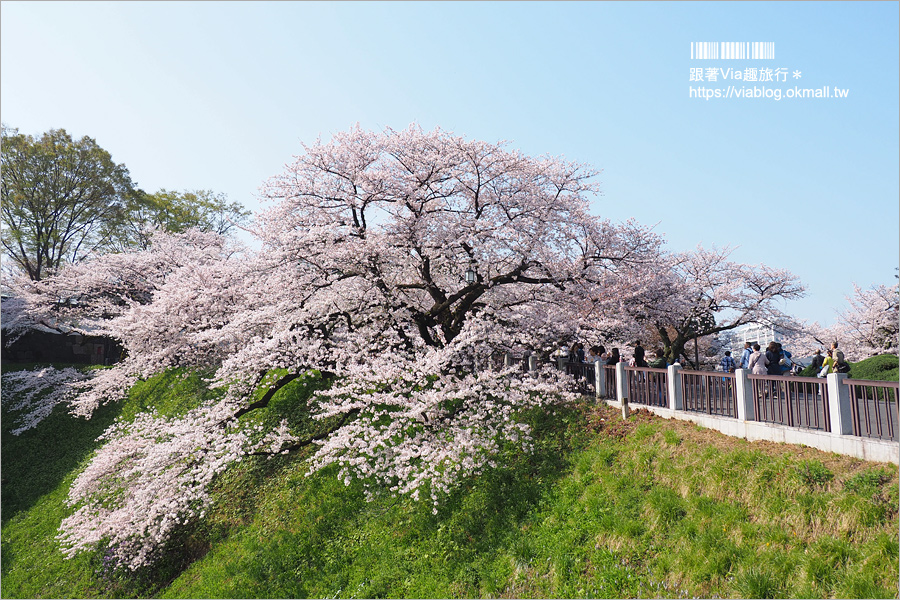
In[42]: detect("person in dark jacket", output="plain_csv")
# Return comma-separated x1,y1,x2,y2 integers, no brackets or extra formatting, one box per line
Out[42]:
606,348,621,365
648,349,667,369
810,349,825,370
765,342,782,376
633,341,647,367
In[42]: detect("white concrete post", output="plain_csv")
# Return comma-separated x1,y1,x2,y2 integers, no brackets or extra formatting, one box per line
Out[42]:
827,372,853,435
528,354,537,372
615,361,628,404
667,363,683,411
616,361,631,418
594,360,604,399
504,352,512,368
734,368,754,422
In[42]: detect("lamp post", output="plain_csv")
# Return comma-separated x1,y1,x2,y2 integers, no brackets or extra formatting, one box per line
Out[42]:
464,267,477,284
694,329,700,369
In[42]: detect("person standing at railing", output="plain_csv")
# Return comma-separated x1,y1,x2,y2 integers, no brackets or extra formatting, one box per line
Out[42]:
778,343,793,375
749,341,776,399
830,341,851,373
648,349,667,369
765,342,782,376
830,341,842,362
739,342,752,370
633,340,648,367
606,348,621,365
720,351,736,373
748,343,768,374
810,349,825,371
817,349,834,378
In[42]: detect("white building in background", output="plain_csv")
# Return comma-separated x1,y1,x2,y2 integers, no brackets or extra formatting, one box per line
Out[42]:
727,322,783,352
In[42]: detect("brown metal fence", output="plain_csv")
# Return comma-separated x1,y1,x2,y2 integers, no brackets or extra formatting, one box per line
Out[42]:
486,353,538,372
748,374,830,431
602,364,617,399
844,379,899,441
624,366,669,408
546,360,898,445
680,370,737,418
564,361,597,396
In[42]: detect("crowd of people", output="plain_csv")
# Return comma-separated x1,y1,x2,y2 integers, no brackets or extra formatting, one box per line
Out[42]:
564,340,668,369
809,341,852,377
562,339,851,378
739,340,849,377
738,341,795,376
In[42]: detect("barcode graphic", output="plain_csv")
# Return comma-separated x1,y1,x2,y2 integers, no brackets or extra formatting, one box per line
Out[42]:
691,42,775,59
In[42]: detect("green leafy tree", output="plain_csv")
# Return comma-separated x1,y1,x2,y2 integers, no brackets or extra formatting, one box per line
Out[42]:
1,125,137,280
109,189,251,251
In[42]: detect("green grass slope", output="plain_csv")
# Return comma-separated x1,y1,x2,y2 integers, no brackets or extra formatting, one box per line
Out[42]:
2,365,898,599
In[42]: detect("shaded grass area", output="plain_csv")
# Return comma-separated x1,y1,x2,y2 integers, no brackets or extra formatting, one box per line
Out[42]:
1,389,120,527
1,366,227,598
160,403,587,600
1,364,223,525
2,364,898,599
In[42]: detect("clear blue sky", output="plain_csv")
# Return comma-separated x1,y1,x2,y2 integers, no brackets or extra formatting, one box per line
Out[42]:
2,1,898,326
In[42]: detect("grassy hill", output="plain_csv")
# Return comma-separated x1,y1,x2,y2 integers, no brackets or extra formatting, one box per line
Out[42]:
2,365,898,599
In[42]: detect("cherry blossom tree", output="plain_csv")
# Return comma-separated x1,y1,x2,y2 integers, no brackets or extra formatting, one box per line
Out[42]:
836,282,899,359
613,245,805,367
3,125,662,570
767,316,826,362
2,228,246,429
785,282,899,362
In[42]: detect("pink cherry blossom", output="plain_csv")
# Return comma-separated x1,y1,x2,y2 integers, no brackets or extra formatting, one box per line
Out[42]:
2,125,808,570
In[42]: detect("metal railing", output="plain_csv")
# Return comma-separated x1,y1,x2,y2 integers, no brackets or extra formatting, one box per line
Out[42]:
545,361,898,453
844,379,899,441
748,374,830,432
564,361,597,396
624,366,669,407
601,364,617,399
487,353,526,371
485,352,543,373
681,370,737,417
